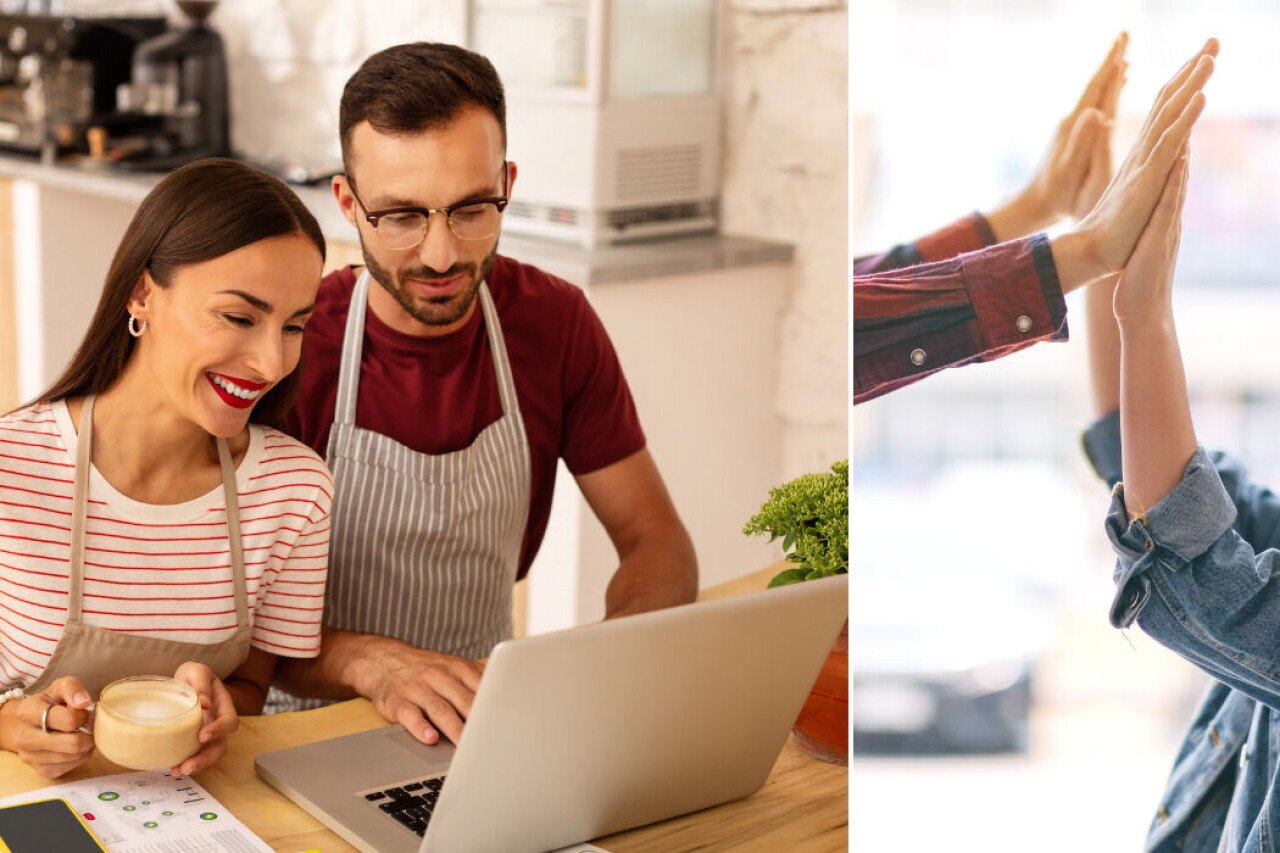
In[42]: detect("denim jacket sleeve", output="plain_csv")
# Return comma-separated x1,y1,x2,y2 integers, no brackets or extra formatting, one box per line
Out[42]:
1083,410,1280,710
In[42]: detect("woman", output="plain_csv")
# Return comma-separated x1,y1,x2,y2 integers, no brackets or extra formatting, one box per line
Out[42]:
0,158,333,779
1080,59,1280,850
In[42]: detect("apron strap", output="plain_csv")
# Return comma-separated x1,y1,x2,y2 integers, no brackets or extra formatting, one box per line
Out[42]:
333,272,371,426
335,271,521,423
67,396,95,624
477,282,521,422
216,437,251,631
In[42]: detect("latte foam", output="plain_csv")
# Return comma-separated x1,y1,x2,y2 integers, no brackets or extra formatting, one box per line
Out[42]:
94,677,202,770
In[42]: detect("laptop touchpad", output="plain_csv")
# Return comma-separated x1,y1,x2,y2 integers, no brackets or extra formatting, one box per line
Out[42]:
384,726,456,774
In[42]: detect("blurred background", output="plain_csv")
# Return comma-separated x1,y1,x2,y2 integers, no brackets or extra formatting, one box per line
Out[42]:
853,0,1280,849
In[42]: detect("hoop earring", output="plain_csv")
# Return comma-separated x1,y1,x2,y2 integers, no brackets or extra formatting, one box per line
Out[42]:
128,315,147,338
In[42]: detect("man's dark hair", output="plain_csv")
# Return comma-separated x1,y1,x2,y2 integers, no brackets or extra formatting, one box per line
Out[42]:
339,42,507,171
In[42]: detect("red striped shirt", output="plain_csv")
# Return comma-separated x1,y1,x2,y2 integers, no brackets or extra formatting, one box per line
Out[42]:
0,401,332,690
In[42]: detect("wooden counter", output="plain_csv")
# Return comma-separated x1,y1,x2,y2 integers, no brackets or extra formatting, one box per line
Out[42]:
0,567,848,851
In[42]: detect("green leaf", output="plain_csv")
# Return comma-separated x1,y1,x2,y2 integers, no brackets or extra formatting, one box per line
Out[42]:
767,568,809,588
744,458,849,577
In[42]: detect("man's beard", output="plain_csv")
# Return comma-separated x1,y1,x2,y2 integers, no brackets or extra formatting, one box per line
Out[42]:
361,238,498,328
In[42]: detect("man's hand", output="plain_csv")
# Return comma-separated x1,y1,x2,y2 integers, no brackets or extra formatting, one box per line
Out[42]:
987,33,1128,241
360,643,484,746
1053,38,1217,290
1071,33,1128,219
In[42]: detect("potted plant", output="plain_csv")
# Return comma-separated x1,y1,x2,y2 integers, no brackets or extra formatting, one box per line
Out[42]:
744,458,848,765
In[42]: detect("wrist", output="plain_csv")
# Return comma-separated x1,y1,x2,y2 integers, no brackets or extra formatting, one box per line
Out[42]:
1117,311,1177,339
1050,230,1109,294
0,696,23,752
341,633,404,699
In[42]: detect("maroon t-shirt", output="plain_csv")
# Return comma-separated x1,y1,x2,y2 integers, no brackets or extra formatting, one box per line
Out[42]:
281,256,646,579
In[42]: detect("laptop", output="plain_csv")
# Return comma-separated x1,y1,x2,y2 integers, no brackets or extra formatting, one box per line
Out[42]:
255,573,848,853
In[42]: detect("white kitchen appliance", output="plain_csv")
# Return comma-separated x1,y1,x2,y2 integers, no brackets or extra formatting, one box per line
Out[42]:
471,0,720,247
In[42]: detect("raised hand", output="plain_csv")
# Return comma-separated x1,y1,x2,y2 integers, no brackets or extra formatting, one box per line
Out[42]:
1113,147,1190,326
987,33,1128,240
1072,33,1129,219
1057,38,1217,287
1113,146,1198,514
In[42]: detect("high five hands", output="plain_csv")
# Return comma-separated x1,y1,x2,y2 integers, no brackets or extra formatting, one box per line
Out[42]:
1053,37,1217,292
988,33,1129,241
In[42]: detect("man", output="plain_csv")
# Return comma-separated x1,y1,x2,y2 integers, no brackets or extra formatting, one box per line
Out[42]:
854,35,1216,404
271,43,698,744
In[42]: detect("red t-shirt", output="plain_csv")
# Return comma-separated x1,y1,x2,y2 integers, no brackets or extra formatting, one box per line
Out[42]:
281,256,646,579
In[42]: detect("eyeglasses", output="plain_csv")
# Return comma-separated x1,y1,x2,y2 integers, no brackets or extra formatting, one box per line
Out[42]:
346,163,509,250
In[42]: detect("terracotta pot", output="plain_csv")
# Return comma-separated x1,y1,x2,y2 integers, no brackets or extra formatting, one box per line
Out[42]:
791,621,848,765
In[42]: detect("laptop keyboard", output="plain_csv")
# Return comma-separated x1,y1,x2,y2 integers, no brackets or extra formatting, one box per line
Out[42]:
362,775,446,837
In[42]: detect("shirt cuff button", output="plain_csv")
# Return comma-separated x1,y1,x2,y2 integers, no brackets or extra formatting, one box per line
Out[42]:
909,348,927,366
1016,314,1033,332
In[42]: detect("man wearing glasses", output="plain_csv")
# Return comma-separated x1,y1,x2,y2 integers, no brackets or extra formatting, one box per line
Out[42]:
270,42,698,744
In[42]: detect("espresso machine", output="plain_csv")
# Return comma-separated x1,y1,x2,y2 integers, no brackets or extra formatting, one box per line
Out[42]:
0,13,165,159
109,0,230,170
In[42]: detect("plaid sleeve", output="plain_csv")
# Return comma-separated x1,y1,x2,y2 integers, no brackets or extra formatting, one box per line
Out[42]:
853,212,996,275
853,233,1066,403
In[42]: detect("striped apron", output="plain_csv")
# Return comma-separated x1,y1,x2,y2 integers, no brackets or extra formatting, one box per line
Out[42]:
269,270,531,713
28,394,252,699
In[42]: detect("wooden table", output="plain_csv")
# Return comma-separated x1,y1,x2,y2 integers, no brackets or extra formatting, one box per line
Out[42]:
0,567,848,852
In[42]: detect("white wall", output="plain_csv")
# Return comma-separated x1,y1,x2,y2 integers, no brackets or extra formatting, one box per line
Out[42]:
720,0,849,478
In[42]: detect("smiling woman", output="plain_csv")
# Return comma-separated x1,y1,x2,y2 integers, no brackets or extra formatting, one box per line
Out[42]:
0,159,334,781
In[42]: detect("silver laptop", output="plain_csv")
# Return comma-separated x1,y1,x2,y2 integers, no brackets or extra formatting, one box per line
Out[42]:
255,573,848,853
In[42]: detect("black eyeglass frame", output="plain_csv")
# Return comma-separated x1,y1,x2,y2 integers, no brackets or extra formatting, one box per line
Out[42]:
344,161,510,244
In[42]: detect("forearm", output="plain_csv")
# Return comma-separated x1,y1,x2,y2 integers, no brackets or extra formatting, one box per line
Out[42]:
985,188,1054,244
603,526,698,619
1118,316,1198,514
224,677,267,716
274,628,407,701
1049,229,1109,296
1085,273,1122,415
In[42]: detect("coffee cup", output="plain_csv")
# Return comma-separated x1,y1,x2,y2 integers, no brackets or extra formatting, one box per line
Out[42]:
93,676,202,771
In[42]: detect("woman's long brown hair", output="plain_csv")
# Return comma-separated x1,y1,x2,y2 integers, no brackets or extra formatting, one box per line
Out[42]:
25,157,326,426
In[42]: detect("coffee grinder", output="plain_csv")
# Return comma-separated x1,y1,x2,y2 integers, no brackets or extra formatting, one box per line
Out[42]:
109,0,229,169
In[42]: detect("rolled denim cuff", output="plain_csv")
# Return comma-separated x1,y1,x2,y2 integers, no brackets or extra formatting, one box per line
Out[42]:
1105,448,1237,627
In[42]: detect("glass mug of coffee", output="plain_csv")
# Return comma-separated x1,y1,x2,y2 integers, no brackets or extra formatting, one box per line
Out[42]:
93,676,202,771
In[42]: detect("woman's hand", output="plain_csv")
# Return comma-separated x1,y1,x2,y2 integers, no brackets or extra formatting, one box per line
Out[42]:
171,662,238,775
1113,148,1190,327
0,677,95,778
1115,147,1199,514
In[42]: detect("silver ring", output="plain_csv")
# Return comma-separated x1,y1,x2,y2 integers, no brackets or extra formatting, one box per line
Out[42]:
40,703,53,734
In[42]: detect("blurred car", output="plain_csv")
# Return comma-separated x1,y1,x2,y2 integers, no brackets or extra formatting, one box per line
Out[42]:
852,577,1048,753
851,461,1086,754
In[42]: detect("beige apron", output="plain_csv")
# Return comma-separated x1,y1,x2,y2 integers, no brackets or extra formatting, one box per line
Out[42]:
268,270,531,713
26,395,252,699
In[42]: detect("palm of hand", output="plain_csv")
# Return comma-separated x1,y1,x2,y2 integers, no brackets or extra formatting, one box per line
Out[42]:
1112,157,1188,325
